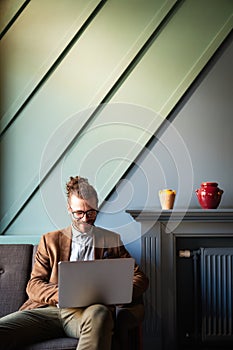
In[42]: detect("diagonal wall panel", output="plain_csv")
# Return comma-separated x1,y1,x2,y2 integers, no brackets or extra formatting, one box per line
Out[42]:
113,0,233,117
0,0,27,35
0,0,103,133
1,0,233,236
43,0,233,207
0,0,176,233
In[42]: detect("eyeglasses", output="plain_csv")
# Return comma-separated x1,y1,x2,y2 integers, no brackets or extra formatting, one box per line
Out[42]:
70,209,98,220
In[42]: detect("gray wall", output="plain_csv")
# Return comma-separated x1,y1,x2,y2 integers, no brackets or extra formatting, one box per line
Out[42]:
1,1,232,243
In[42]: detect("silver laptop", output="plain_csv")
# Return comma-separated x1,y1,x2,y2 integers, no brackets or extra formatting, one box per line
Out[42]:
58,258,134,308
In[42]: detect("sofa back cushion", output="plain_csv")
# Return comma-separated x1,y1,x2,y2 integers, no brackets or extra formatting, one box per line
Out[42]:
32,245,38,265
0,244,33,317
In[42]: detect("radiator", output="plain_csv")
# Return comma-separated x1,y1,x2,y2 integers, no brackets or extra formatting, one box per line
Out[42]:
200,247,233,343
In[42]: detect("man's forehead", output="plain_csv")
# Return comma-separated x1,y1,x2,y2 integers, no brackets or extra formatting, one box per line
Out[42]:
69,195,97,207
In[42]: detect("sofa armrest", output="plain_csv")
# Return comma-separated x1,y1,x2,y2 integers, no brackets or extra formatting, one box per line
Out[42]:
114,303,144,350
0,244,33,317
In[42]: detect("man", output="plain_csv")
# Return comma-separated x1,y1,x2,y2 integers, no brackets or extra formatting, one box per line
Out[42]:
0,176,149,350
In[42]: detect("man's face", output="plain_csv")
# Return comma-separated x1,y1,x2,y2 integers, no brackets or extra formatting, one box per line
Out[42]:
68,194,98,233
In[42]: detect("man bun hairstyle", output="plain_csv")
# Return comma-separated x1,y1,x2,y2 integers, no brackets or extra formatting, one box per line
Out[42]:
66,176,98,206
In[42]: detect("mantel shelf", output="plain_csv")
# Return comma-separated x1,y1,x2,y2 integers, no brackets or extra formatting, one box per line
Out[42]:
126,208,233,222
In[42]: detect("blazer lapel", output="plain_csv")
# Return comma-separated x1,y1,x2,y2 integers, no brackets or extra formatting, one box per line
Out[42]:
93,227,104,259
59,226,72,261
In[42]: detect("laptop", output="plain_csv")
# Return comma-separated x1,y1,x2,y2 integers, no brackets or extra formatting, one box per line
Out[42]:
58,258,134,308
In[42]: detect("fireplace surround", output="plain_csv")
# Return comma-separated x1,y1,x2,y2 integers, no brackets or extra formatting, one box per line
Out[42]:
126,209,233,350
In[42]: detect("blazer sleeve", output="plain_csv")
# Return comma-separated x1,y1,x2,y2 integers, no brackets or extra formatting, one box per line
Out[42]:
26,234,59,306
120,244,149,301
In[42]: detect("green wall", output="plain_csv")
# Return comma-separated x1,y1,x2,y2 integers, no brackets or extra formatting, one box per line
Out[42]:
0,0,232,241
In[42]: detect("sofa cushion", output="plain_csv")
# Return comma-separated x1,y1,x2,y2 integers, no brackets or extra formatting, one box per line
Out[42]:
0,244,33,317
23,337,78,350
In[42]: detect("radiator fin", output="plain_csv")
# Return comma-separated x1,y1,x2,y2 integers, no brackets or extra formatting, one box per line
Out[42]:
201,248,233,342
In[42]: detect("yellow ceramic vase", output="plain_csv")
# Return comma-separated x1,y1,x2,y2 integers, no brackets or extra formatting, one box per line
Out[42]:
159,189,176,210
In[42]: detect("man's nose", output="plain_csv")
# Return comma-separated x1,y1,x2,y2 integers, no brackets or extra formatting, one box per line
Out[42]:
81,213,88,220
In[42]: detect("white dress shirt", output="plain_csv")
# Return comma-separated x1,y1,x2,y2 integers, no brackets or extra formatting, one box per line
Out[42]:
70,224,94,261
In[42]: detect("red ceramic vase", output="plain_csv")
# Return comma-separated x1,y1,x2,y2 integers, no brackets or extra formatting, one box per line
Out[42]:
196,182,223,209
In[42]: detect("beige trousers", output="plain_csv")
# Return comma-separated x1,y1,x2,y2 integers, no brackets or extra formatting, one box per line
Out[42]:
0,304,114,350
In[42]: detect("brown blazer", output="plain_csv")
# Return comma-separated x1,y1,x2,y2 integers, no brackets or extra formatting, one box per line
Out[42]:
20,226,149,311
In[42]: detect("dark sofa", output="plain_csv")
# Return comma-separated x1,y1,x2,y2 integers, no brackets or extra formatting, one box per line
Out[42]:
0,244,142,350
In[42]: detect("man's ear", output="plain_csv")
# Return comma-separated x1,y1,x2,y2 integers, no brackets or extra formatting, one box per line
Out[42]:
67,202,71,214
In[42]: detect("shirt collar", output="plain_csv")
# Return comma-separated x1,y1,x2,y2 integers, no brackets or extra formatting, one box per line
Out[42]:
71,223,94,239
